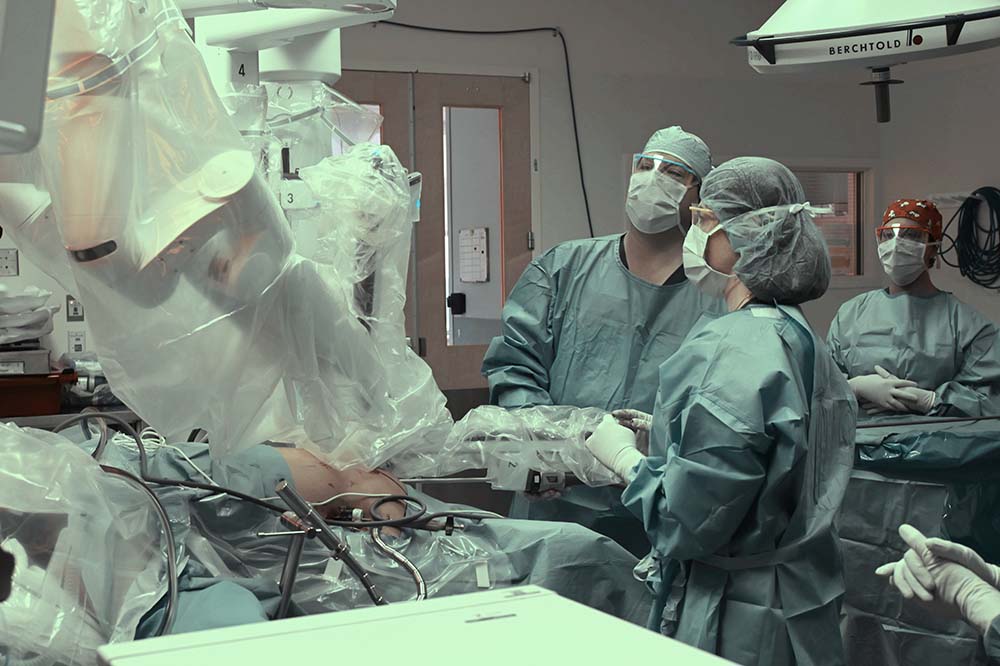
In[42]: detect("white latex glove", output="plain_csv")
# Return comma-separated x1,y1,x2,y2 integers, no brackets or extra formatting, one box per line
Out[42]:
927,537,1000,589
859,400,885,415
612,409,653,432
895,386,938,414
611,409,652,455
849,365,918,412
873,366,937,414
524,489,562,502
875,525,1000,634
585,415,644,484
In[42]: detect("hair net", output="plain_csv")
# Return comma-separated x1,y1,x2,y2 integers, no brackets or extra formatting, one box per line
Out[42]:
642,126,712,182
700,157,832,305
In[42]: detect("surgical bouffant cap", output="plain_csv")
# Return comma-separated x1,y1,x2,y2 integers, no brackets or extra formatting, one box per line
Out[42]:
700,157,832,305
642,126,712,182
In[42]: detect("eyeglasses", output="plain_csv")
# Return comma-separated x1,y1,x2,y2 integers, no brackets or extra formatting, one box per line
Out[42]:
876,224,932,243
688,205,719,231
632,153,697,185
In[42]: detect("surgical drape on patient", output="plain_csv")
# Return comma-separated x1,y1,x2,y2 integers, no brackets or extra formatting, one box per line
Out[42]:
0,423,169,666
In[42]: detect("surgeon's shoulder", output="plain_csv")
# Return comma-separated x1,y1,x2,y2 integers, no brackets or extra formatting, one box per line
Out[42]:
669,309,802,419
687,307,791,357
532,234,620,271
833,288,881,320
947,293,1000,336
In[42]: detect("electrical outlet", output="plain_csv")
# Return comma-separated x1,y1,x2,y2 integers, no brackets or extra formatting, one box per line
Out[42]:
68,331,86,353
66,295,85,321
0,249,18,277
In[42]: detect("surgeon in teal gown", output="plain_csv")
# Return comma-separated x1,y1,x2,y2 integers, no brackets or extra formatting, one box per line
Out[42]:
481,126,724,556
827,198,1000,418
588,158,857,665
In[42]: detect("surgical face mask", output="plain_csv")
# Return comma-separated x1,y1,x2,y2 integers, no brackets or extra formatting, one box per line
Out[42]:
878,236,928,286
682,223,733,298
625,171,689,234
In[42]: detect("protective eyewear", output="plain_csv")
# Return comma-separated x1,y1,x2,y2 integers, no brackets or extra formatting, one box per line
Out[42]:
687,201,830,234
688,205,719,232
632,153,697,185
876,224,934,244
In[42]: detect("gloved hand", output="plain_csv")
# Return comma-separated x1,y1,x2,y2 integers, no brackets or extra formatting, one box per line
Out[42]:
873,366,937,414
875,524,1000,634
895,387,938,414
612,409,652,432
585,414,644,484
612,409,652,455
524,489,562,502
927,537,1000,589
848,365,918,413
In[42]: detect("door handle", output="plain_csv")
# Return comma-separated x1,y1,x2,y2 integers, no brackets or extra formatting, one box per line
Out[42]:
446,292,467,315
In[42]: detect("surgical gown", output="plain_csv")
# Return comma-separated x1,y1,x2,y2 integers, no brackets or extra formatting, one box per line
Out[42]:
481,234,723,555
827,289,1000,417
622,305,856,666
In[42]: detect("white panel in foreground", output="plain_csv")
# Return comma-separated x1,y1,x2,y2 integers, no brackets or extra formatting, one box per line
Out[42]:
97,586,735,666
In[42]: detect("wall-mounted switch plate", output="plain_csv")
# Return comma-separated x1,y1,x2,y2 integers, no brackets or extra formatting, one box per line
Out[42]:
66,295,84,321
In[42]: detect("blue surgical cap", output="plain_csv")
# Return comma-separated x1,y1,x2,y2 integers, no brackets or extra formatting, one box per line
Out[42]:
701,157,832,305
642,126,712,182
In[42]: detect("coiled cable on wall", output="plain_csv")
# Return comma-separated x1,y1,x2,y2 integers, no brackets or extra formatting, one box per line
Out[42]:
940,186,1000,288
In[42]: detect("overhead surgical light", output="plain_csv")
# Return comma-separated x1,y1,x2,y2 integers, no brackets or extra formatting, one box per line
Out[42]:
733,0,1000,122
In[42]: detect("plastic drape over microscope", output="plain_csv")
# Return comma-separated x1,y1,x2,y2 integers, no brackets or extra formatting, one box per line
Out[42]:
391,405,622,487
0,423,169,666
15,0,452,469
9,0,621,488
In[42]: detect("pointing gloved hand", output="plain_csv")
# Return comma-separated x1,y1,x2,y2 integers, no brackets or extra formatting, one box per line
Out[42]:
612,408,652,455
849,365,918,413
875,524,1000,634
586,414,644,485
926,536,1000,589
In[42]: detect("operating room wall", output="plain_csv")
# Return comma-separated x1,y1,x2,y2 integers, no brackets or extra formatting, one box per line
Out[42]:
340,0,881,253
873,48,1000,326
0,233,89,362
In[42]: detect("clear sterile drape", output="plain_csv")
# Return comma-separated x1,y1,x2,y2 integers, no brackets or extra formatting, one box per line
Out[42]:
20,0,452,469
0,423,168,666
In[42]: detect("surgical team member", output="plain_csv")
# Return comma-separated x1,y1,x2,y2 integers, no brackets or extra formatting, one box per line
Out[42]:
877,524,1000,661
481,126,724,556
587,158,856,665
827,199,1000,417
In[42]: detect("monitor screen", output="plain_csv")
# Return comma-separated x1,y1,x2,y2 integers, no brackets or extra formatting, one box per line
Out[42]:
0,1,55,155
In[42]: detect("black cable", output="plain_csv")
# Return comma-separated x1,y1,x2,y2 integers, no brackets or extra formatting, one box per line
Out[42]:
381,20,595,238
54,413,430,527
328,495,427,529
98,465,178,637
54,413,288,514
57,413,493,532
939,186,1000,288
